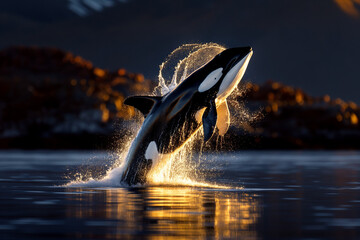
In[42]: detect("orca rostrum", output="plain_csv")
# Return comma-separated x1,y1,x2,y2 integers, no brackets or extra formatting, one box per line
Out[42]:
121,47,253,185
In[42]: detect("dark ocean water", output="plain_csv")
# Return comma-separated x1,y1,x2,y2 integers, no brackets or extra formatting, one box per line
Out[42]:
1,150,360,239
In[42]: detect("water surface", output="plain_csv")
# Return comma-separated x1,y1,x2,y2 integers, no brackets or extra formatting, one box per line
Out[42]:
1,151,360,239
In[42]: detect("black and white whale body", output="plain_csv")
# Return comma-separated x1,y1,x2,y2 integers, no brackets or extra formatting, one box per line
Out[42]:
121,47,253,185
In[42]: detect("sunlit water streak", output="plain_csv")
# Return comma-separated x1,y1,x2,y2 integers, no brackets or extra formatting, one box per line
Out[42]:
64,187,259,239
67,43,256,188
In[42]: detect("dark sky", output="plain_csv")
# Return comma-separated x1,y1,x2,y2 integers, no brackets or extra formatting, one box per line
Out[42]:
1,0,360,103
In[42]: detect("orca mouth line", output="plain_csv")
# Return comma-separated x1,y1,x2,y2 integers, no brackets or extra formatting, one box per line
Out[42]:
224,56,241,73
224,48,253,74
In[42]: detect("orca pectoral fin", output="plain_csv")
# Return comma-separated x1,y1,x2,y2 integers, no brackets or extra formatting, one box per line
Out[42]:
202,99,217,142
216,100,230,136
124,95,162,117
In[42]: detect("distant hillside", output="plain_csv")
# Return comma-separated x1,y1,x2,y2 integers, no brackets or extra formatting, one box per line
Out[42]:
0,46,359,149
0,46,153,149
223,81,360,149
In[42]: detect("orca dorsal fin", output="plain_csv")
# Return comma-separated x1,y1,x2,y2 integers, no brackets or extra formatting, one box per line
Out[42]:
124,95,162,117
202,99,217,142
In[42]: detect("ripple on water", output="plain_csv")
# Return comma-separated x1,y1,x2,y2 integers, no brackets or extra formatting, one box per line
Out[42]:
328,218,360,228
10,218,63,225
314,212,334,217
13,197,33,200
24,190,45,193
283,198,302,201
0,225,16,230
53,190,98,195
85,221,115,227
313,206,347,211
33,200,59,205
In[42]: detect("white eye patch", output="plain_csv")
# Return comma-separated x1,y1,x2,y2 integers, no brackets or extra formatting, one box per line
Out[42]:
198,68,223,92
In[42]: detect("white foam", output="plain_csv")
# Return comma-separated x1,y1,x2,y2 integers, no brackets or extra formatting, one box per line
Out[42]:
66,165,126,188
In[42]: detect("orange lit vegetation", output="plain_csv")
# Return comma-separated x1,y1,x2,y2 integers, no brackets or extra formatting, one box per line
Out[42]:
0,46,153,126
243,80,359,126
351,113,359,124
93,67,106,78
334,0,360,17
244,81,311,114
62,60,153,122
100,103,109,122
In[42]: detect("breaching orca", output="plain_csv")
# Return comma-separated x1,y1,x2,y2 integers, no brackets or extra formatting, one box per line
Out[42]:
121,47,253,185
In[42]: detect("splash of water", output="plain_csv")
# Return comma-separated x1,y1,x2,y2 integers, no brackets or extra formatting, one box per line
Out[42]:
148,43,232,187
67,43,253,189
65,126,138,187
146,127,227,188
155,43,225,95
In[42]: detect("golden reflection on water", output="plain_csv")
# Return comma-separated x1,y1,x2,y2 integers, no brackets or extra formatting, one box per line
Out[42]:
66,187,260,239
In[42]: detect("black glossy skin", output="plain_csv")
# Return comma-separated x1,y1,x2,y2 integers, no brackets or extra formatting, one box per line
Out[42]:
121,47,252,185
